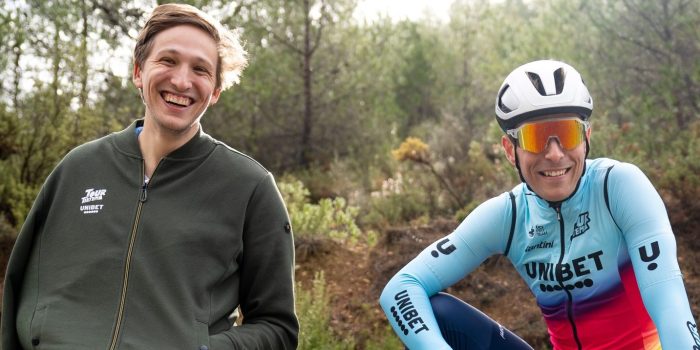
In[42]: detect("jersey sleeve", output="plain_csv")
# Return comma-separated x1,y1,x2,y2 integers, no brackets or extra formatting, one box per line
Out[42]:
607,162,699,349
379,193,513,349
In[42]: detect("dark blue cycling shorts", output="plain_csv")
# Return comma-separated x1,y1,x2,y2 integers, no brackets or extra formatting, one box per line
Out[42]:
426,293,533,350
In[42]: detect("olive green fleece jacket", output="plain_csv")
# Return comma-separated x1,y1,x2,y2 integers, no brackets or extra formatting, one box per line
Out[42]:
1,120,298,349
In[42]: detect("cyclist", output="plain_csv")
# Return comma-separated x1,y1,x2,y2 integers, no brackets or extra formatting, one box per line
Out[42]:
379,59,699,349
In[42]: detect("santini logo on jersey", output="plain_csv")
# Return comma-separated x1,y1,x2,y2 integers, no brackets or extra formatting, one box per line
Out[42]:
525,240,554,252
80,188,107,214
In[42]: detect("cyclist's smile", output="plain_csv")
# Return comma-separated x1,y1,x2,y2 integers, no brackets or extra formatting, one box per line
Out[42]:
540,167,570,177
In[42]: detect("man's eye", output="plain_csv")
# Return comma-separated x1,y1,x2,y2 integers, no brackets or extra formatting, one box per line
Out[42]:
160,57,175,64
195,67,213,76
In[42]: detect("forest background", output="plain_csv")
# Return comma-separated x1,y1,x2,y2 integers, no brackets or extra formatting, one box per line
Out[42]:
1,0,699,349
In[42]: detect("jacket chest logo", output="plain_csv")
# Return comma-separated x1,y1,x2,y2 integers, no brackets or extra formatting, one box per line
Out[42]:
80,188,107,214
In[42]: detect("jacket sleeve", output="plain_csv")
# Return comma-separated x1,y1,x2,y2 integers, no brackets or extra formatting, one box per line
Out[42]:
1,182,49,350
209,173,298,350
609,163,699,349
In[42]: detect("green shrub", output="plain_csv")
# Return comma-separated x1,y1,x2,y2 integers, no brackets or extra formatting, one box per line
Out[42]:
363,325,405,350
296,272,354,350
653,123,700,227
278,178,364,244
0,162,39,234
453,200,480,222
360,173,433,227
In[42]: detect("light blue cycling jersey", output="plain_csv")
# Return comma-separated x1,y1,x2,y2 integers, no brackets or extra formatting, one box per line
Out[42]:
380,158,700,350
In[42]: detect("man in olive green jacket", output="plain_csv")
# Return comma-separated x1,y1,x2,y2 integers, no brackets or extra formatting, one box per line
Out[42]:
1,4,298,349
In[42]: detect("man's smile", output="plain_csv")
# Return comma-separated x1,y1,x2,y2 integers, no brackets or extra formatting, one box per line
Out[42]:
161,91,193,107
540,167,570,177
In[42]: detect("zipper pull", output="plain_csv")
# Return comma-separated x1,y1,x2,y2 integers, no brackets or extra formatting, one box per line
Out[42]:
140,183,148,202
555,205,561,221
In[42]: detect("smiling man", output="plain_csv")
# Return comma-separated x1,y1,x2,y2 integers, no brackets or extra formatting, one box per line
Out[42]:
1,4,298,349
380,60,698,349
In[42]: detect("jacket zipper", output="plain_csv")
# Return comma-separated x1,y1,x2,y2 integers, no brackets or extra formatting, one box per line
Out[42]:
108,163,152,350
553,204,582,350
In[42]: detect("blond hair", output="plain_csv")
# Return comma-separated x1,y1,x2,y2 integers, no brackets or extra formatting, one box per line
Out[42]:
133,3,247,90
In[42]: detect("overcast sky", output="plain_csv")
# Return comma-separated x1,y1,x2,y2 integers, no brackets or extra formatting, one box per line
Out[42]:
354,0,454,22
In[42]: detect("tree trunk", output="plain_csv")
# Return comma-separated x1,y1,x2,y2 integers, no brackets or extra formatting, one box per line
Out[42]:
300,0,314,168
77,0,89,134
12,9,24,111
79,0,88,109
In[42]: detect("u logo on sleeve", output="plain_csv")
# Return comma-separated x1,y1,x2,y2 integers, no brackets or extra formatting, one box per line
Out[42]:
638,241,660,271
431,238,456,258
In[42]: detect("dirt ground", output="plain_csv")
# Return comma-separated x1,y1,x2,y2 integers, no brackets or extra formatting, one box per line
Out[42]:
296,218,552,348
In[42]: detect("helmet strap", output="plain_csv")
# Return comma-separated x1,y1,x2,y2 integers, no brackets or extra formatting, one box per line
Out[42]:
512,140,527,184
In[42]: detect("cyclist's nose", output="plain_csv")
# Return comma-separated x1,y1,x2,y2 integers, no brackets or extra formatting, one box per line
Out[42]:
544,137,565,161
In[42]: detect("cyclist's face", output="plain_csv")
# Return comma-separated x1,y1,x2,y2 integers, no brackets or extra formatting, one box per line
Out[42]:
502,127,590,202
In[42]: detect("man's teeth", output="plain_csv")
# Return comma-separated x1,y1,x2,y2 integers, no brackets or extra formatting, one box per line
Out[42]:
163,92,192,106
543,169,567,177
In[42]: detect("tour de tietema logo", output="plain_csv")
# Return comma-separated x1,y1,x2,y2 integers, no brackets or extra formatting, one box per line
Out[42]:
80,188,107,214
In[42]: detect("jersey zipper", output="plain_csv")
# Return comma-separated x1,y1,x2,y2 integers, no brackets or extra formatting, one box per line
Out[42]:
107,162,155,350
553,204,582,350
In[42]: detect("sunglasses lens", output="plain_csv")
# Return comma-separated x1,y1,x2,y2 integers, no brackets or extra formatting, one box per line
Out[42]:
516,119,585,153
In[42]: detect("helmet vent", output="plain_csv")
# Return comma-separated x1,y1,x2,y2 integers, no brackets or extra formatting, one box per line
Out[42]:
497,85,514,113
526,72,547,96
554,67,566,94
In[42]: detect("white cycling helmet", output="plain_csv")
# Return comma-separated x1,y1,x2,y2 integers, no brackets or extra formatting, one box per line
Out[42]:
495,60,593,131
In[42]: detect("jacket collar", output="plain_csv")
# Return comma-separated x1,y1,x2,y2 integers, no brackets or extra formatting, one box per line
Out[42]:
112,119,216,160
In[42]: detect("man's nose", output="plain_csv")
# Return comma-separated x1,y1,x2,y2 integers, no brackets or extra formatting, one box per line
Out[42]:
170,65,193,91
544,137,565,161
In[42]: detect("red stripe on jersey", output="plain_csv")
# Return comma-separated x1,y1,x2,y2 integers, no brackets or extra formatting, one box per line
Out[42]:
541,263,660,349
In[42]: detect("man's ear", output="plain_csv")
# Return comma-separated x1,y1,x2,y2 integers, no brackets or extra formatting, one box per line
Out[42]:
209,88,222,105
132,62,143,88
586,125,592,141
502,135,517,166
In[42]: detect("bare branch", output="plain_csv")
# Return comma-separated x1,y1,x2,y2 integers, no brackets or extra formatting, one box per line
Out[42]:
91,1,136,40
621,0,670,42
309,0,327,56
268,28,305,55
584,5,672,61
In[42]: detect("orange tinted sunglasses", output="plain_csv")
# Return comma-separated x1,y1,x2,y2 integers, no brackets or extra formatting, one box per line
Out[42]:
507,118,588,154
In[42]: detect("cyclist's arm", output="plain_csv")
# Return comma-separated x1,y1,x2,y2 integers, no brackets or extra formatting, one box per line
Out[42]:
608,163,699,349
379,194,513,349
